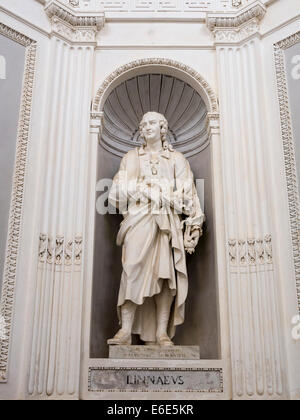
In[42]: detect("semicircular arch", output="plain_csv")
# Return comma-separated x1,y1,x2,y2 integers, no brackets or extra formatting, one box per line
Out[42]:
92,58,219,115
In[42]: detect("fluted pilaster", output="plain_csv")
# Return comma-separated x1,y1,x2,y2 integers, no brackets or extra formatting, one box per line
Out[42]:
28,3,104,399
207,1,285,399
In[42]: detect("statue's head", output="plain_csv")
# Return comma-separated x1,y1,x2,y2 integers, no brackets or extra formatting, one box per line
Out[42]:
139,112,168,149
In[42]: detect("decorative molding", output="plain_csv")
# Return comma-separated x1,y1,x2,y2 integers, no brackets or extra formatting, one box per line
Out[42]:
92,58,219,115
0,23,33,47
0,24,37,383
207,1,266,44
274,32,300,314
232,0,242,6
213,19,260,43
207,2,266,31
74,236,83,265
51,18,98,43
69,0,80,6
66,0,251,13
45,0,105,43
45,1,104,30
228,235,273,268
39,234,83,266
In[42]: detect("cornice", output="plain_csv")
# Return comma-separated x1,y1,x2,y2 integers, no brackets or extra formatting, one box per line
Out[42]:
207,1,266,31
45,0,105,30
45,0,105,43
207,1,266,44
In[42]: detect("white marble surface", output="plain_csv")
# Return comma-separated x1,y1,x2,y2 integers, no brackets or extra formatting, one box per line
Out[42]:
109,345,200,360
0,0,299,400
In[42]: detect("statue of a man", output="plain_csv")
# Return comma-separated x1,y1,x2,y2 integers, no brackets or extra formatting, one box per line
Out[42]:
107,112,204,347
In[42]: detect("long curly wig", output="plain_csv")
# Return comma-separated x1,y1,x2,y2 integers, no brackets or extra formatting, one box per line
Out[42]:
139,112,169,150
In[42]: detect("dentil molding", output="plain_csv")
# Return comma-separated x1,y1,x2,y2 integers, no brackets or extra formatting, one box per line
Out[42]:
206,1,266,44
45,0,105,43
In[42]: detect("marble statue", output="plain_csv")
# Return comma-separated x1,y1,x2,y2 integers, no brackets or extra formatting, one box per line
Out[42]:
107,112,205,347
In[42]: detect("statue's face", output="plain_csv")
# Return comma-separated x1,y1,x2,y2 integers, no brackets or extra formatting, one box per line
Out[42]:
140,113,161,143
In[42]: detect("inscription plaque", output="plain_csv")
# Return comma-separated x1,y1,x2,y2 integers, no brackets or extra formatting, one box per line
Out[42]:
89,367,223,393
109,345,200,360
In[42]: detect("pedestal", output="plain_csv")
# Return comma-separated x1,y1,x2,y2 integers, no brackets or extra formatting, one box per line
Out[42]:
109,345,200,360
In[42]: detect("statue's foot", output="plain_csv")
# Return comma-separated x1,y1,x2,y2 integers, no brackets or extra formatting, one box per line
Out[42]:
156,333,174,347
145,341,157,346
107,329,132,345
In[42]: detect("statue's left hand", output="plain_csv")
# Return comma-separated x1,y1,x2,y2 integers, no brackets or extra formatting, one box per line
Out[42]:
184,228,200,254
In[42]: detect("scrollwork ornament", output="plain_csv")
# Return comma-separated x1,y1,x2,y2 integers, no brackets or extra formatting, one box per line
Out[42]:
255,239,264,263
247,239,256,265
74,28,97,43
228,239,237,264
52,19,74,41
264,235,272,264
55,236,64,265
74,236,83,265
213,19,260,43
38,234,83,266
65,240,73,266
47,236,54,264
232,0,242,7
39,234,47,263
228,235,273,269
239,240,247,265
215,30,239,43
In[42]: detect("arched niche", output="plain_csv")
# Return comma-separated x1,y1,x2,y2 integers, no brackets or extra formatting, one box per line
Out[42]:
92,59,218,115
90,60,221,360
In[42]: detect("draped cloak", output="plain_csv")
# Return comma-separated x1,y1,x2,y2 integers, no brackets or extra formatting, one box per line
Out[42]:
108,145,204,342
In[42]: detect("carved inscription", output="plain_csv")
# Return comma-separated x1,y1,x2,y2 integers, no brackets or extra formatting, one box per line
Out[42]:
126,374,184,386
88,367,223,393
109,345,200,360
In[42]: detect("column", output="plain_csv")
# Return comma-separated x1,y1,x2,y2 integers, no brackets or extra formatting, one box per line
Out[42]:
207,0,286,399
27,0,104,399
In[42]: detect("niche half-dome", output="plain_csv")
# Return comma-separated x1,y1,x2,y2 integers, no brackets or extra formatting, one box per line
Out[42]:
101,74,209,158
